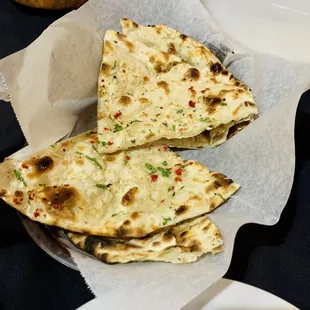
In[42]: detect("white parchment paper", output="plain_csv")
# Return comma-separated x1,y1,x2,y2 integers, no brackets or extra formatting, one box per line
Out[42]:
1,0,310,309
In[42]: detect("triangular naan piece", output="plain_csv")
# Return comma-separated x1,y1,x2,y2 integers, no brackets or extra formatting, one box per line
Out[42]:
97,30,257,153
120,19,258,149
0,130,239,238
67,215,223,264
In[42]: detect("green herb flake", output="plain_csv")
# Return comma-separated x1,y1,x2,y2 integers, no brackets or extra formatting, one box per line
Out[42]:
85,156,103,169
127,93,133,96
145,163,157,174
162,217,172,225
113,124,123,132
193,109,196,112
162,161,168,166
200,117,211,122
215,192,226,201
162,122,168,127
84,131,91,136
177,109,183,114
129,120,141,125
47,205,52,210
75,151,83,156
151,119,157,122
157,167,171,178
50,144,56,148
172,192,176,197
180,186,185,190
14,169,27,186
96,183,112,189
101,141,107,146
131,139,136,144
112,61,116,69
172,125,176,131
168,187,172,192
220,102,227,106
92,145,100,155
112,211,123,217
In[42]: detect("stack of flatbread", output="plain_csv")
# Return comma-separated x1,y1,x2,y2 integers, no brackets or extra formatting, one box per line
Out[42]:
0,19,257,264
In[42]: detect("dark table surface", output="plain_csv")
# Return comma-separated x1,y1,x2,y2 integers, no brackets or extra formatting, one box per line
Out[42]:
1,1,310,309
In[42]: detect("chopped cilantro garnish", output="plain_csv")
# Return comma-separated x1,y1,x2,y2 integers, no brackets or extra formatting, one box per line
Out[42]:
162,161,168,166
200,117,210,122
112,211,123,217
75,151,83,155
101,141,107,146
145,163,157,174
172,125,176,131
177,109,183,114
162,217,172,225
96,183,112,189
85,156,103,169
157,167,171,178
215,192,226,201
113,124,123,132
220,103,227,106
14,169,27,186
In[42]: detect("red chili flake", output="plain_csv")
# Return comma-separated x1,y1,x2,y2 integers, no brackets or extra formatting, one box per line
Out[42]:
175,163,182,167
188,100,196,108
51,204,59,210
160,107,163,109
163,146,168,151
156,113,161,117
175,177,182,182
158,148,161,151
190,79,193,82
122,70,126,73
183,160,188,163
125,155,131,161
21,163,29,169
64,184,70,187
101,79,105,83
189,162,193,165
143,76,149,81
114,111,122,119
161,199,165,203
201,88,210,94
104,127,110,131
188,86,194,90
175,168,183,176
90,140,95,144
167,168,172,171
170,186,175,190
34,209,40,217
108,141,113,145
151,174,158,182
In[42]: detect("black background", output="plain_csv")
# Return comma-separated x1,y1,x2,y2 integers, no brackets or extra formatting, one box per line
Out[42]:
1,1,310,309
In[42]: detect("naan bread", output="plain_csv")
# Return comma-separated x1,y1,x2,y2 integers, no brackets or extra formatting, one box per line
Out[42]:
97,29,257,153
0,130,239,238
66,215,223,264
120,19,257,149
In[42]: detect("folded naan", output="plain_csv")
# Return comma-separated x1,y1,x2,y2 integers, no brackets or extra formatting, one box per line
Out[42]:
0,130,239,238
97,28,257,153
66,215,223,264
119,19,258,149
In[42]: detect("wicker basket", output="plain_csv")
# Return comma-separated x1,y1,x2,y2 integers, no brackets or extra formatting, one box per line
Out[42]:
15,0,88,9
